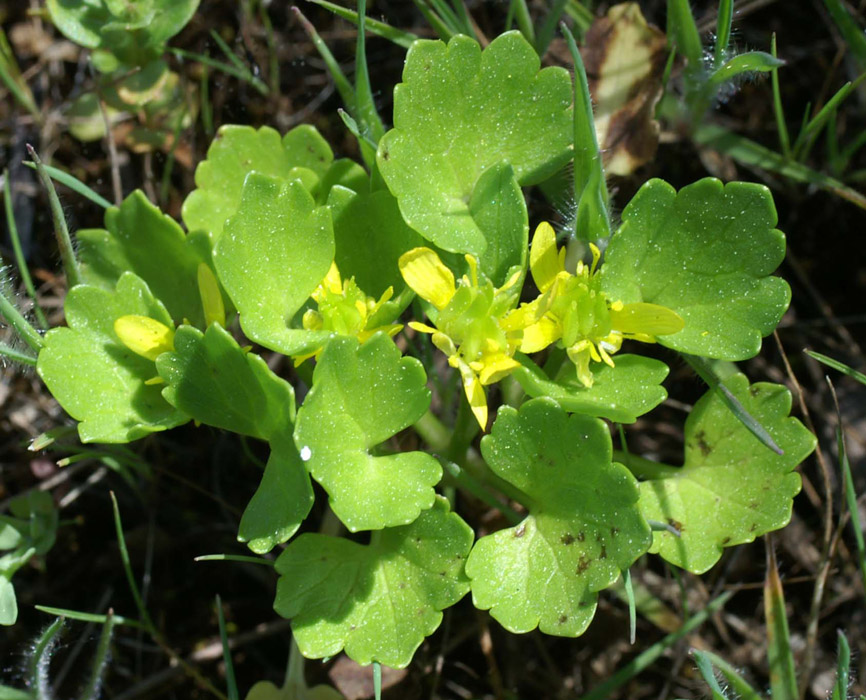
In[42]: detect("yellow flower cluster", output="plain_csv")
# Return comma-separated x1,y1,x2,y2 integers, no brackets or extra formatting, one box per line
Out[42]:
400,223,684,429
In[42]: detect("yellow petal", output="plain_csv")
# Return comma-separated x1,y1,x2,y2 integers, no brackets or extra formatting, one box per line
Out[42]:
408,321,438,335
399,248,456,309
610,302,684,337
197,263,226,328
566,344,594,388
519,316,560,353
323,261,343,294
530,222,562,293
457,361,487,430
478,353,520,385
114,315,175,361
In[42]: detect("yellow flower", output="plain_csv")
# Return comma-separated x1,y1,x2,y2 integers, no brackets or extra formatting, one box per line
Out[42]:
114,315,175,361
506,222,684,388
294,261,403,365
400,247,525,430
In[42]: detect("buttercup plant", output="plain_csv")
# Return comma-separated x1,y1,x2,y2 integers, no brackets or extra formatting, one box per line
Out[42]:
3,20,817,675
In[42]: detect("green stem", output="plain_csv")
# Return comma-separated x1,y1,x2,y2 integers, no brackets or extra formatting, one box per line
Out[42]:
29,617,64,699
0,341,37,366
414,410,532,511
27,146,82,288
77,612,114,700
0,285,43,352
3,171,48,328
440,457,523,525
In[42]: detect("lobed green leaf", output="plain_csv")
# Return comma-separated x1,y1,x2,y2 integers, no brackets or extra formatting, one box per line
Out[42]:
215,174,334,356
156,324,295,441
238,434,315,555
37,273,188,443
182,125,334,243
377,31,571,262
638,374,816,573
512,353,669,423
601,178,790,360
78,190,213,327
273,497,472,668
293,334,441,532
466,399,651,636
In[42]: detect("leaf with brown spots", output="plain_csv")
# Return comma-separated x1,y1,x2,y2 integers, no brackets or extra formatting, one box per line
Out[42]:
465,399,651,637
638,374,816,574
582,3,668,176
273,498,472,668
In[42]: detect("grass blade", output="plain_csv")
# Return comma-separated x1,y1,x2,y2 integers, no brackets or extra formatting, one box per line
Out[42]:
562,22,610,241
292,7,356,112
714,0,733,66
821,0,866,69
194,553,275,566
831,632,851,700
692,650,731,699
622,567,636,644
806,349,866,385
411,0,454,40
0,27,39,120
706,51,785,86
793,72,866,160
77,611,115,700
110,492,155,631
216,596,239,700
693,123,866,209
22,161,112,209
682,354,783,455
355,0,386,144
306,0,418,49
579,591,733,700
565,0,594,34
827,378,866,601
765,541,798,700
535,0,570,56
373,662,382,700
27,146,82,288
666,0,703,72
770,34,791,159
509,0,536,47
693,649,763,700
169,48,269,96
3,171,47,329
35,605,143,629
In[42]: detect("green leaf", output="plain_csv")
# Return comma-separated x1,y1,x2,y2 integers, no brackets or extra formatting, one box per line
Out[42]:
377,31,572,257
0,577,17,626
78,190,210,326
293,334,441,532
707,51,785,86
0,685,32,700
156,324,295,440
273,497,472,668
215,174,334,356
465,399,651,636
46,0,199,66
11,491,58,556
601,178,790,360
469,162,528,286
183,125,334,243
512,353,669,423
37,273,188,443
245,681,343,700
638,374,817,573
327,186,423,300
238,435,315,555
